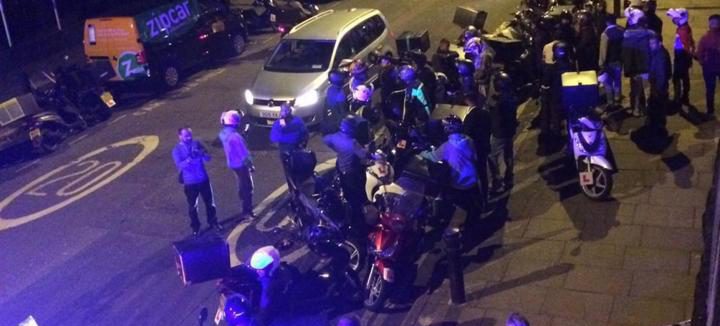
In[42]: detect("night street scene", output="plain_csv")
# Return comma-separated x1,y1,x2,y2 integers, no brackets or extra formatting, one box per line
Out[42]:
2,0,720,325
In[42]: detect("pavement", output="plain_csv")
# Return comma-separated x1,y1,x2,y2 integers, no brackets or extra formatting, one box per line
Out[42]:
399,2,720,326
0,0,718,325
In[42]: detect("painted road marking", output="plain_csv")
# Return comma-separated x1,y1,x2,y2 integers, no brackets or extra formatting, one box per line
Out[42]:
14,159,40,173
68,134,89,146
109,114,127,125
0,135,159,232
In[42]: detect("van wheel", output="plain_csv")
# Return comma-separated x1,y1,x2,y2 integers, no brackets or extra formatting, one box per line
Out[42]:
159,65,180,89
231,34,247,55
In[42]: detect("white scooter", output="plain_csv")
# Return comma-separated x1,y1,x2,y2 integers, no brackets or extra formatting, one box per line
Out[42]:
562,71,616,200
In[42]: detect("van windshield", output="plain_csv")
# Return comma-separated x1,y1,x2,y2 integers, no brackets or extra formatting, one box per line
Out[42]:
264,39,335,73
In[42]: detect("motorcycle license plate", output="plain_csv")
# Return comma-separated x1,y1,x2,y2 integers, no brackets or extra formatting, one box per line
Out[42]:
579,172,593,186
29,128,41,141
101,91,117,108
270,13,277,22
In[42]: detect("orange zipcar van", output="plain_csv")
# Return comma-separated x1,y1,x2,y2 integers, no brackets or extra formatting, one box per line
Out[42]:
84,0,248,90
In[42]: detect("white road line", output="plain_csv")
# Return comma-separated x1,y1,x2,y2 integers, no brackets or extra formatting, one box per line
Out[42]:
14,159,40,173
109,114,127,125
68,134,89,146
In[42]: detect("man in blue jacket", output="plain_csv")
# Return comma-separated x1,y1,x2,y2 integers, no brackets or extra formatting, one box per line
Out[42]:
172,127,219,235
271,103,309,189
219,110,255,219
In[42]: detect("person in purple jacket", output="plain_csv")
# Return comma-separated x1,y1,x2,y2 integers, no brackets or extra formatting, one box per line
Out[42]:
219,110,255,220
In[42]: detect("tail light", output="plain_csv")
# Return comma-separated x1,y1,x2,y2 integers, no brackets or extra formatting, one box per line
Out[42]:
136,51,147,64
199,33,209,41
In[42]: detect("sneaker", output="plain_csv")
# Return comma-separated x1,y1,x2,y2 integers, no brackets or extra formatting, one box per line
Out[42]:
241,211,256,220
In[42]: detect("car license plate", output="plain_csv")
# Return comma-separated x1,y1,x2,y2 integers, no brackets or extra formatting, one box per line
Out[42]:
29,128,41,141
579,172,593,186
270,13,277,22
101,91,116,108
259,111,279,119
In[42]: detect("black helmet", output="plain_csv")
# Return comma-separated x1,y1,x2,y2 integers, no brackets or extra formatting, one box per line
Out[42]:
409,49,428,66
553,41,570,60
442,114,463,135
492,70,513,93
328,70,346,86
456,59,474,77
398,65,417,84
339,115,357,135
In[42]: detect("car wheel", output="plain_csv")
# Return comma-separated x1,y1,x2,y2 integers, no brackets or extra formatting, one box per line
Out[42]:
37,123,68,154
231,34,247,56
160,65,180,89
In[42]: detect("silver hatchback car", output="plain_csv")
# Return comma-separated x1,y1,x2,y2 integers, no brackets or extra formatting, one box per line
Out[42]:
243,8,394,126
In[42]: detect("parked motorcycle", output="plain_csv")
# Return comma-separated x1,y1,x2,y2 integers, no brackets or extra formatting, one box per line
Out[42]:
231,0,318,35
562,70,616,200
0,93,77,155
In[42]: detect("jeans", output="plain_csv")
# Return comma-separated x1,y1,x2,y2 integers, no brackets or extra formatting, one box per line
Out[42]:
629,75,647,115
233,166,254,214
488,136,515,187
673,50,692,103
602,62,622,105
339,167,368,235
183,180,217,231
703,68,720,115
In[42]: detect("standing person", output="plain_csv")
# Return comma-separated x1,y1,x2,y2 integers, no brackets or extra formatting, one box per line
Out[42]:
622,8,655,117
463,94,491,202
348,59,371,92
644,0,663,36
270,103,309,188
696,14,720,116
172,127,219,236
599,14,625,107
464,37,495,99
323,116,368,235
647,33,672,132
398,65,432,123
219,110,255,219
540,41,573,153
431,39,460,91
378,53,401,107
487,71,519,193
422,115,483,229
576,11,600,71
323,70,349,135
667,8,695,105
411,50,438,111
349,85,379,122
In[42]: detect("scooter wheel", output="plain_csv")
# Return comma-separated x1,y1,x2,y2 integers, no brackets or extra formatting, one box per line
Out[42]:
37,123,68,154
363,265,389,311
580,164,613,200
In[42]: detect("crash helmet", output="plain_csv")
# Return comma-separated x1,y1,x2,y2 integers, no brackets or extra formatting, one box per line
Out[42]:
666,8,689,26
553,41,570,60
442,114,463,135
221,110,242,126
559,9,573,24
328,70,346,86
353,84,373,102
577,10,592,26
279,102,293,119
371,149,388,163
339,115,357,135
624,7,645,26
456,59,475,77
398,65,417,84
492,70,513,93
249,245,281,275
464,37,485,56
463,25,478,42
349,59,368,77
224,294,253,326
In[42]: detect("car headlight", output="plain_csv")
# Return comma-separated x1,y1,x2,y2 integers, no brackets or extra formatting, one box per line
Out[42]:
244,89,254,105
295,90,319,108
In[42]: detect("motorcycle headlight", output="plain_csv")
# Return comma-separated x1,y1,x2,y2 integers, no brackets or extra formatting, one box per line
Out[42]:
244,89,254,105
295,90,319,108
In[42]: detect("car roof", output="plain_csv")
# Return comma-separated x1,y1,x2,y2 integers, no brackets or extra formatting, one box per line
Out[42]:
287,8,380,40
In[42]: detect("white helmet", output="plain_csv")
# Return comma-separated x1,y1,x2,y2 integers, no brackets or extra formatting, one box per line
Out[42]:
221,110,241,126
625,7,645,26
353,84,373,102
666,8,689,25
249,246,280,273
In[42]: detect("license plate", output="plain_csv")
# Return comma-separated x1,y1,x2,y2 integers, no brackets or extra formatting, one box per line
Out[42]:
579,172,593,186
259,111,279,119
101,91,116,108
29,128,41,141
270,13,277,22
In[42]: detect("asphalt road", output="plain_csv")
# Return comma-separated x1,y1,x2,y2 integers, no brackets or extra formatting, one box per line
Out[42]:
0,1,519,325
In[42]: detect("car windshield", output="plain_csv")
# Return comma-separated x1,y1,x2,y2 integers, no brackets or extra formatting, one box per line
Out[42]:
264,39,335,73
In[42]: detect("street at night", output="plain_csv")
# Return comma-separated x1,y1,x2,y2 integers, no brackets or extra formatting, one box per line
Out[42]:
1,0,719,325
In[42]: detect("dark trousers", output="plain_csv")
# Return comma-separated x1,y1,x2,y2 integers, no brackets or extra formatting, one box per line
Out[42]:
232,167,254,214
488,136,515,186
648,91,668,129
446,185,483,228
629,75,647,115
673,50,692,103
703,68,720,114
183,180,217,231
476,150,489,204
339,168,367,235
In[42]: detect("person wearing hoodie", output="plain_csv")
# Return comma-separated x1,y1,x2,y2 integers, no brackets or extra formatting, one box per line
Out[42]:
219,110,255,219
622,7,655,116
422,115,483,227
667,8,696,104
647,33,672,131
599,14,625,106
696,14,720,116
644,0,663,35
